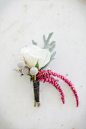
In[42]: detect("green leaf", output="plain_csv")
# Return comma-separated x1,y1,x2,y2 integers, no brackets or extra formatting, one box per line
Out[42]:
49,44,55,52
20,74,23,76
35,61,39,70
30,77,33,83
50,41,56,46
32,40,37,45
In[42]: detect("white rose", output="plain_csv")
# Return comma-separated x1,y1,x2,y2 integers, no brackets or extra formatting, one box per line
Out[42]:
18,45,51,69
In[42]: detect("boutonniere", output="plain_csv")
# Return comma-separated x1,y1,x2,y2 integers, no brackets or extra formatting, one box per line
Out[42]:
14,32,79,107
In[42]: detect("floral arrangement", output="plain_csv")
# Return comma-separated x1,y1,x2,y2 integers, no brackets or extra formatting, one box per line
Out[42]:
14,32,79,107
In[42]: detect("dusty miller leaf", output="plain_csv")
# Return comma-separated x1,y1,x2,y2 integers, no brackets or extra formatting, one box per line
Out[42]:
46,32,53,43
51,51,56,58
41,51,56,70
41,32,56,69
49,44,55,52
12,68,19,72
41,61,50,70
43,32,54,49
50,57,55,61
50,41,56,46
32,40,37,45
43,35,46,44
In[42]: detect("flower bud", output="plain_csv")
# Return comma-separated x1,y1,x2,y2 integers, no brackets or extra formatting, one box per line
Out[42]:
22,67,29,75
30,67,38,75
17,60,25,69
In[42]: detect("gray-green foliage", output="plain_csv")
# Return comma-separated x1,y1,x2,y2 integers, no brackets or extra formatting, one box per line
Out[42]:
41,32,56,69
51,51,56,59
41,56,55,70
49,44,55,52
13,68,24,77
32,40,37,45
31,32,56,70
12,68,19,72
43,32,55,49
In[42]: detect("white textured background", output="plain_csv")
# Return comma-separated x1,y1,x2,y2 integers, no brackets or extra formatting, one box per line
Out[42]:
0,0,86,129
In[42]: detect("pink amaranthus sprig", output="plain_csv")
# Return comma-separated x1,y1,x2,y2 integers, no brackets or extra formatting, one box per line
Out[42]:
37,70,79,107
37,72,65,104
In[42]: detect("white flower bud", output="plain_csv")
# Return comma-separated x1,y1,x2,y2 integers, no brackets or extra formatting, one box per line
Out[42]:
17,60,25,69
30,67,38,75
22,67,29,75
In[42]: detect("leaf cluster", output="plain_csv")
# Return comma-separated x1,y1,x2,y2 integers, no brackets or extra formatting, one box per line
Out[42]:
32,32,56,70
42,32,56,69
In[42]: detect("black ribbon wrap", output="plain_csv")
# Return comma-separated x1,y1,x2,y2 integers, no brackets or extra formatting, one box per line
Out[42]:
33,81,40,102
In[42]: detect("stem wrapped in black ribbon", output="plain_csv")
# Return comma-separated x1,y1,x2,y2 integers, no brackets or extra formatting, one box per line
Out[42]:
33,81,40,107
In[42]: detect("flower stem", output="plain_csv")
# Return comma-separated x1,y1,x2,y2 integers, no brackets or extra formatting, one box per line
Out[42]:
34,101,36,107
34,75,36,82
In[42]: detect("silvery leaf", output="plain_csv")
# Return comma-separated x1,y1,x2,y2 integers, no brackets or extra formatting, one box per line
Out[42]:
46,32,53,43
12,68,19,72
32,40,37,45
49,44,55,52
50,41,56,46
51,51,56,58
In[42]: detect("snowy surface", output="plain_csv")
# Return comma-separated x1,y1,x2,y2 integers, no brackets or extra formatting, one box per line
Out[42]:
0,0,86,129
